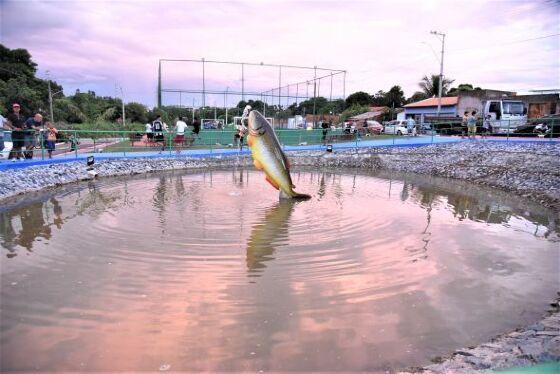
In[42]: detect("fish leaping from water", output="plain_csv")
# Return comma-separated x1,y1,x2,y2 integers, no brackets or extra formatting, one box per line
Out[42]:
247,111,311,200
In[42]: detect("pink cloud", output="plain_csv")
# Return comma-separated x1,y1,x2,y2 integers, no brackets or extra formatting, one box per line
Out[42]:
1,0,558,107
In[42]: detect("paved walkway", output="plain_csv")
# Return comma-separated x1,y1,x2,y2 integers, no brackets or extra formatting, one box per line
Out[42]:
1,135,557,171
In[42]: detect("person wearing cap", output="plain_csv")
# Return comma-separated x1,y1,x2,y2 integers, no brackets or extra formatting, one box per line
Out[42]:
6,103,26,160
241,105,252,128
23,113,43,159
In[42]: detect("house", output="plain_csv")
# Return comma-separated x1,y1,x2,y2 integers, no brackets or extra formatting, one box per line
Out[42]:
403,97,459,123
348,107,388,123
510,94,559,119
304,114,340,127
405,89,559,124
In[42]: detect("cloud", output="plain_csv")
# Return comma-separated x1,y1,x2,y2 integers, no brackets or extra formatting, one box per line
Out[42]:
1,0,558,107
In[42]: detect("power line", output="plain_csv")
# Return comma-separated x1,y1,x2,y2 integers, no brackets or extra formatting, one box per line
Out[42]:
448,33,560,53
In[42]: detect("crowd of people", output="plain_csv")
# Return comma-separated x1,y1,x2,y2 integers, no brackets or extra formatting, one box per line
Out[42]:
1,103,58,161
144,115,202,152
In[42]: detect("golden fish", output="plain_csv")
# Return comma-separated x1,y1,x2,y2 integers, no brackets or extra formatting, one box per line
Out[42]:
247,111,311,200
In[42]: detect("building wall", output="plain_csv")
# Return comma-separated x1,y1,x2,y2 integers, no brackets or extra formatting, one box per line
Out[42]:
457,96,483,115
404,105,457,122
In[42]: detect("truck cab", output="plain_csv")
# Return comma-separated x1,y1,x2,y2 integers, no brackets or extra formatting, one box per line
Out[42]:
484,100,527,134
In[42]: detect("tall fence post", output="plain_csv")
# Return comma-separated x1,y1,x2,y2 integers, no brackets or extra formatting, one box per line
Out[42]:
506,120,510,143
40,129,45,160
74,130,78,159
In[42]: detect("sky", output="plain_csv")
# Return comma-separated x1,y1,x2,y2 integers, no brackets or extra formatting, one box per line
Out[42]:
1,0,559,108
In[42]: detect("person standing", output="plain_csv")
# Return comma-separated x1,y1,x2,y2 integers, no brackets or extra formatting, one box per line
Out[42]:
152,115,165,151
482,114,491,139
174,116,188,153
45,122,58,159
406,117,415,136
192,117,201,139
145,122,153,143
23,113,43,159
467,110,477,139
234,122,246,150
321,120,329,144
461,111,470,139
6,103,26,160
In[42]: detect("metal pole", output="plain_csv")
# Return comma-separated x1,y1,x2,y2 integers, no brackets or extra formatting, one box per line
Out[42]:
296,83,299,106
192,98,195,122
241,63,245,101
431,31,446,118
157,60,162,108
179,91,182,108
122,93,125,126
225,87,228,126
47,72,54,122
278,66,282,108
313,67,317,128
343,71,346,99
202,57,206,109
330,73,333,102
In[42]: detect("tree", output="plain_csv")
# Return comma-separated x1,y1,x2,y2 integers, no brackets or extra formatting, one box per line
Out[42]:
339,104,370,122
125,102,148,123
418,74,455,97
407,91,429,103
384,85,406,108
345,91,372,108
447,83,482,96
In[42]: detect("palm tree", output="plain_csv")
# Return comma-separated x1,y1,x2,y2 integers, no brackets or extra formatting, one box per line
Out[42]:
418,75,455,97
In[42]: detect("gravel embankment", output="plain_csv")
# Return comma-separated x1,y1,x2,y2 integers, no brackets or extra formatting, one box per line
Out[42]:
0,141,559,373
1,142,559,208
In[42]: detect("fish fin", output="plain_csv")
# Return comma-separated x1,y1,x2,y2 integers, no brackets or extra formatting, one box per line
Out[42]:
265,176,280,190
247,135,254,147
253,159,263,170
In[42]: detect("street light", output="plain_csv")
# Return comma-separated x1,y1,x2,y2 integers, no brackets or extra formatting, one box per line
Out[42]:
430,30,446,118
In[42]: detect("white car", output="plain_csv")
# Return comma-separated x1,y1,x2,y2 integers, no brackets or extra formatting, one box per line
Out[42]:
384,120,409,135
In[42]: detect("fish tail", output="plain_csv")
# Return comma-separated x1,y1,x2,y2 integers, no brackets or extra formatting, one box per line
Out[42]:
279,189,311,200
292,192,312,200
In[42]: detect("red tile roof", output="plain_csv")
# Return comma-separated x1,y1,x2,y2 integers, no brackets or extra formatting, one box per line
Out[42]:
404,97,458,108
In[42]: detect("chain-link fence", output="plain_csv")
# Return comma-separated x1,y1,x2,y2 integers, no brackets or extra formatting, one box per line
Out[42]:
0,118,558,161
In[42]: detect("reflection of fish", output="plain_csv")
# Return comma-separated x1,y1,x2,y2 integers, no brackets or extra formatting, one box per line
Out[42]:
246,201,297,275
247,111,311,200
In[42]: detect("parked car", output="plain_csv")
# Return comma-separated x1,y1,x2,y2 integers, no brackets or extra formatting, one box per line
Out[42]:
365,120,383,135
383,120,409,135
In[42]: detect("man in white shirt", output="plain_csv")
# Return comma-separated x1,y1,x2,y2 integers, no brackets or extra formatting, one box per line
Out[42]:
174,116,188,152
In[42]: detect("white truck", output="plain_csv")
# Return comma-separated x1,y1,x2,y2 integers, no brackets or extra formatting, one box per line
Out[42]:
483,99,527,134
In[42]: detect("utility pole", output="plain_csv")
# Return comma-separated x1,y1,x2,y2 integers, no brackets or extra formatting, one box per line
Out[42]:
116,83,125,126
225,87,229,126
157,60,162,108
46,71,54,123
431,30,446,118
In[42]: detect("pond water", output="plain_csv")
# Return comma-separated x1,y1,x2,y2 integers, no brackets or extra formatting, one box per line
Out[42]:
1,169,558,372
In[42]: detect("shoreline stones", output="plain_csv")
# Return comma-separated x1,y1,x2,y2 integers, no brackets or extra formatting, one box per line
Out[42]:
0,141,559,372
